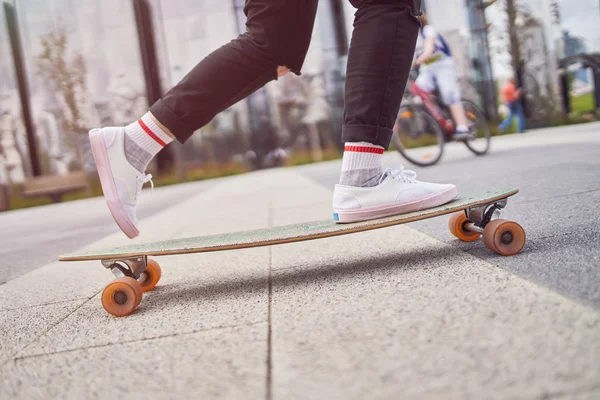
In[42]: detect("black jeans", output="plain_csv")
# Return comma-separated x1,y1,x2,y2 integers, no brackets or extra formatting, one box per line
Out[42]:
149,0,422,150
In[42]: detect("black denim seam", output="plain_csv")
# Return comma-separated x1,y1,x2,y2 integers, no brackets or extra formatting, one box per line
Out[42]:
374,9,403,145
152,98,194,139
408,1,423,27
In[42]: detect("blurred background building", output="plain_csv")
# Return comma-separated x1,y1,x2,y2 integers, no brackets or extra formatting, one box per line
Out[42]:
0,0,599,197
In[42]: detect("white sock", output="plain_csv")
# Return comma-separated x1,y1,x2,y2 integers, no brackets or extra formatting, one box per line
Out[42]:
339,142,384,187
124,113,173,172
456,124,469,133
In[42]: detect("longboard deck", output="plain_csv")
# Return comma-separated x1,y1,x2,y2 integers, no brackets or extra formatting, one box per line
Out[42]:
59,188,518,262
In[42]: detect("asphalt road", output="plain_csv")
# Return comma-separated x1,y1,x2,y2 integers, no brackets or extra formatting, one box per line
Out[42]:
298,122,600,308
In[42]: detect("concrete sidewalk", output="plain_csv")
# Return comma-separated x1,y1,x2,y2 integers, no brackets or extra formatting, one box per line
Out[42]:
1,168,599,399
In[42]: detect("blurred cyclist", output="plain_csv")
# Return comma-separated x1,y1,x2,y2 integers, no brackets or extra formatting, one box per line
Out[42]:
413,13,474,141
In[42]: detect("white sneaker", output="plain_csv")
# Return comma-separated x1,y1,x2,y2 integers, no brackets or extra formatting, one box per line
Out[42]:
332,167,457,223
89,127,153,238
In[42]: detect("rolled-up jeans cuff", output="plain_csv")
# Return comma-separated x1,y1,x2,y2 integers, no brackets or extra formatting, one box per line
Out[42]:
149,99,193,143
341,124,393,150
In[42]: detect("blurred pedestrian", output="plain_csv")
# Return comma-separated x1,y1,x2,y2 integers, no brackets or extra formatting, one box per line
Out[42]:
276,73,324,161
499,77,525,134
246,115,287,170
302,73,332,153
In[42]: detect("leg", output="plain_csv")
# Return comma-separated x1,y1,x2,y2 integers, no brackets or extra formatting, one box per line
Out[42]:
435,59,470,134
449,103,468,127
449,103,468,128
333,0,458,223
91,0,318,238
151,1,318,142
342,0,421,149
340,0,421,187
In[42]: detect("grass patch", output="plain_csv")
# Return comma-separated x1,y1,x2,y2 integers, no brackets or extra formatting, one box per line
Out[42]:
284,146,343,167
183,161,248,182
571,92,595,113
396,134,441,149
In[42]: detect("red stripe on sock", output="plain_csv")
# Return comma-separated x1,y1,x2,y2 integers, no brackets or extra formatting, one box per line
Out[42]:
344,145,384,155
138,119,167,147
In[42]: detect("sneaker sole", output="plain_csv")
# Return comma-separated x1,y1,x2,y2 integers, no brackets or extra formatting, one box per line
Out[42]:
89,129,140,239
333,186,458,224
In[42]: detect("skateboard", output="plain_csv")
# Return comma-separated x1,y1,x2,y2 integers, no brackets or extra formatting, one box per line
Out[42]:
59,188,525,317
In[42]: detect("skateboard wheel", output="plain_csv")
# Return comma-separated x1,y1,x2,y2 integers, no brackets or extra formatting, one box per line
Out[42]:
140,259,162,292
448,211,480,242
101,277,143,317
483,219,526,256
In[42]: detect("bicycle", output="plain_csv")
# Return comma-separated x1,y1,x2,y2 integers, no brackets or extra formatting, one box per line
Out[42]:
392,79,491,167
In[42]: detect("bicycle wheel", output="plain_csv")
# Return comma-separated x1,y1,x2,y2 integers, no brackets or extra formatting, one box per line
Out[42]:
392,105,444,167
462,100,491,156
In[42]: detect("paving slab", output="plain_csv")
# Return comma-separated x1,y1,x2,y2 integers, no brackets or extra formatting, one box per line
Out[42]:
3,162,600,399
564,389,600,400
0,191,212,311
269,228,600,399
0,260,108,311
0,300,83,366
0,171,271,312
268,171,600,400
1,323,267,400
19,247,269,358
16,185,273,357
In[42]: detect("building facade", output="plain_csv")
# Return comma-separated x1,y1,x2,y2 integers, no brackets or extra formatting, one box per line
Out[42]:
6,0,593,182
0,0,345,180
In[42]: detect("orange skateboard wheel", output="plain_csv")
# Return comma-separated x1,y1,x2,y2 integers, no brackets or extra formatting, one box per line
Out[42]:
483,219,526,256
448,211,480,242
101,277,143,317
140,259,162,292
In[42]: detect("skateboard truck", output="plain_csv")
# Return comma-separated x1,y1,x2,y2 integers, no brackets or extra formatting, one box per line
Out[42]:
101,257,148,282
448,197,524,258
463,199,507,234
97,256,162,317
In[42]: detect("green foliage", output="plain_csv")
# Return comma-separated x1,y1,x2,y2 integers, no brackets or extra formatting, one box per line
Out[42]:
571,92,595,113
284,147,342,167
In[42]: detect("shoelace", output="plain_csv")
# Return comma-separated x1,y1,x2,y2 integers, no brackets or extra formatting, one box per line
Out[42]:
378,167,418,185
135,173,154,199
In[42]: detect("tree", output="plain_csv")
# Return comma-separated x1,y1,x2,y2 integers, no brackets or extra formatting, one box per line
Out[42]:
505,0,524,83
485,0,541,79
550,0,561,25
35,23,88,169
